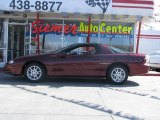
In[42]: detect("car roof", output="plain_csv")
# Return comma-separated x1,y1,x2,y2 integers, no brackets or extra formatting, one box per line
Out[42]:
68,43,100,46
55,43,112,54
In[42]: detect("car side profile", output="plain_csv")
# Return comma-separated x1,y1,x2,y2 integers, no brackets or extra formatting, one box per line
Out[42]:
4,43,149,85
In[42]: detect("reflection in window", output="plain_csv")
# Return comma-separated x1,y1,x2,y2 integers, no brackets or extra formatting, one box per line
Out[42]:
63,20,81,47
39,20,63,53
99,22,134,52
29,19,134,53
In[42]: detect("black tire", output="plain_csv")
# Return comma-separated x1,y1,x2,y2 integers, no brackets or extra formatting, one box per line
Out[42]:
107,65,128,85
24,63,46,82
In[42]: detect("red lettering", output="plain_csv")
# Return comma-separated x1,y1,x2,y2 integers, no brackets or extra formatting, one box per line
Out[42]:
64,25,70,34
51,25,62,33
32,20,78,35
39,25,44,33
43,24,51,33
32,20,45,33
71,25,78,35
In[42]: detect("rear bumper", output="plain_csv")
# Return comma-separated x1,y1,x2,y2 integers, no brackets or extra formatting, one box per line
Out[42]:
129,64,150,76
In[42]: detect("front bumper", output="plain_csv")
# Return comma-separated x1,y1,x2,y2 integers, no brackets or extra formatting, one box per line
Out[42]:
4,63,22,76
129,64,150,76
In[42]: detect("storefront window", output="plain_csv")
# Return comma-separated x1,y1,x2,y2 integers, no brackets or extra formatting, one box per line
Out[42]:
63,20,79,46
63,20,81,46
29,19,134,54
30,19,63,53
41,20,63,53
99,22,134,52
79,21,99,43
63,20,99,46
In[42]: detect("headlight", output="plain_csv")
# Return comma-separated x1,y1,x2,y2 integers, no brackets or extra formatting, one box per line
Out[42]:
8,60,14,64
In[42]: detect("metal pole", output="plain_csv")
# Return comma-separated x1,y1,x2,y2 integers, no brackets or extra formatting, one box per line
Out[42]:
98,20,100,43
136,19,142,54
37,13,40,54
29,23,32,55
87,16,91,43
62,20,64,47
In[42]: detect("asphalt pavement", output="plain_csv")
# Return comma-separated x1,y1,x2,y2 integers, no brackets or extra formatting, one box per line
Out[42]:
0,72,160,120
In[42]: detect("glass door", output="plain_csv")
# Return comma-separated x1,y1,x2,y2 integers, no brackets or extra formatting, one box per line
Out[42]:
8,24,25,61
7,23,32,62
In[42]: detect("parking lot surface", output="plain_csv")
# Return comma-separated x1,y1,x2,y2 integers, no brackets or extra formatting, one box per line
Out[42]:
0,72,160,120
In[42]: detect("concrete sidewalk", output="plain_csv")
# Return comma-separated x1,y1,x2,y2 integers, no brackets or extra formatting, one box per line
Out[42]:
0,73,160,120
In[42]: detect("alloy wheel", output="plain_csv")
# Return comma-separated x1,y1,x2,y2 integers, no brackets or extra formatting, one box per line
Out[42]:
111,68,126,83
27,65,42,81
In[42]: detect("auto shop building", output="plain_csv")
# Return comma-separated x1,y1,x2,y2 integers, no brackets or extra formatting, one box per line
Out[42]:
0,0,154,66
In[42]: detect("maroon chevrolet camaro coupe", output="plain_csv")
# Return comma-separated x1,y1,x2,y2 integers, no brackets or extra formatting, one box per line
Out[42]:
4,43,149,84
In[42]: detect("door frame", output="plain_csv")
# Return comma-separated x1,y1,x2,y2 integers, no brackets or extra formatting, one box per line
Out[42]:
0,20,8,67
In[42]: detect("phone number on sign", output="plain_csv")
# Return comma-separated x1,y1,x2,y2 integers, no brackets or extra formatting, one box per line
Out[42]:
9,0,62,11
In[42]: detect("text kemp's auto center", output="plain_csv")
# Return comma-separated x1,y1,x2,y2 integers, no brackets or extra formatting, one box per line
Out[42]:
0,0,154,67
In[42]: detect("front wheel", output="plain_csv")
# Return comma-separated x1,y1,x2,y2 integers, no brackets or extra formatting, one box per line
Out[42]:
24,63,46,82
107,65,128,85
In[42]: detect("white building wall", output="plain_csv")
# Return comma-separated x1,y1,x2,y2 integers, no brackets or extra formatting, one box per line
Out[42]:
138,30,160,54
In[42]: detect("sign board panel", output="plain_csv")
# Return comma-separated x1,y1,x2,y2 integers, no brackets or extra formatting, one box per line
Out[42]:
0,0,112,14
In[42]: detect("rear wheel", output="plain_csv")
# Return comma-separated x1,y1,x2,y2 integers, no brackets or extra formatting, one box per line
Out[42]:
24,63,46,82
107,65,128,85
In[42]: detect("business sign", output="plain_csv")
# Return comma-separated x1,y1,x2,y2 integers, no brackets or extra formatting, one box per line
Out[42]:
0,0,112,14
0,0,154,16
31,20,134,38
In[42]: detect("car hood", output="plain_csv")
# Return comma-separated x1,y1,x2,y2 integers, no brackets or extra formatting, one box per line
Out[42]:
13,53,58,62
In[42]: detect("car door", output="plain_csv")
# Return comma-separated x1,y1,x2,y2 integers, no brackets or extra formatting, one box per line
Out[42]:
53,46,102,76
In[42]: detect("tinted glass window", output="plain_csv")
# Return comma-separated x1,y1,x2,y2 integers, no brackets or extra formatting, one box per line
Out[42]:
68,46,96,55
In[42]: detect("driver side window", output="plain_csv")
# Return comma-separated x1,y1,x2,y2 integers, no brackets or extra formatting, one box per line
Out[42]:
67,46,96,55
